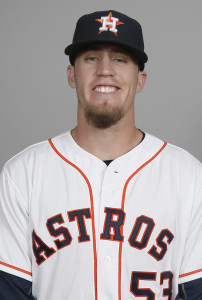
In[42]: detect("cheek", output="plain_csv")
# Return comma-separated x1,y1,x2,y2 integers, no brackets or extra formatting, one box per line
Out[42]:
128,72,139,95
74,72,91,102
74,70,85,92
75,65,91,89
121,65,138,91
124,76,137,97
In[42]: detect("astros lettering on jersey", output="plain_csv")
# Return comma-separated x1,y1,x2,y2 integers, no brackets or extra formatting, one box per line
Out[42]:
0,131,202,299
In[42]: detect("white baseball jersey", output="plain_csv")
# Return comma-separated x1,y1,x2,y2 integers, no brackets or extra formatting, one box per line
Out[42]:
0,130,202,300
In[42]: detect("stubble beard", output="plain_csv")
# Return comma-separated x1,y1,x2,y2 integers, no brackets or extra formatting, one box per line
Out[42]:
84,103,124,129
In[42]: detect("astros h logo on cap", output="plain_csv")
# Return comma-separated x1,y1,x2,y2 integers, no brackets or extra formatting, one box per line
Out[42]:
64,10,148,71
95,12,124,36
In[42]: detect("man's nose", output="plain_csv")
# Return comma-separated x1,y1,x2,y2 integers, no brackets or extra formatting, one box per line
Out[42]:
96,57,115,77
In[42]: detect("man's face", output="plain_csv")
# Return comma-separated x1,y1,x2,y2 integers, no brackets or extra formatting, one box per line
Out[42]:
68,44,146,128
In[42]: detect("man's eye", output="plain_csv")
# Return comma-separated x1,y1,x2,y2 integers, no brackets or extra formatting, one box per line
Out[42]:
115,58,125,63
87,56,98,61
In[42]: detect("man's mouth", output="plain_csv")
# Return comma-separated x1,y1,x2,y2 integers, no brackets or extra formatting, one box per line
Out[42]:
93,85,119,93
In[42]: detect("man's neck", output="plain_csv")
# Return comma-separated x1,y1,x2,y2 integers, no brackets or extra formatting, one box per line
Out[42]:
71,123,143,161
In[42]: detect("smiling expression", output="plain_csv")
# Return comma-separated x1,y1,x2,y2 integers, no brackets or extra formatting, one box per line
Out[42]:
68,44,146,128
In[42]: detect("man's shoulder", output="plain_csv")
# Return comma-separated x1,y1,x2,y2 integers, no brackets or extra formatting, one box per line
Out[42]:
145,132,201,173
2,131,71,175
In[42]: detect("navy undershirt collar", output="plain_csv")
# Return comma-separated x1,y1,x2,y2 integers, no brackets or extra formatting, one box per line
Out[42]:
103,130,145,166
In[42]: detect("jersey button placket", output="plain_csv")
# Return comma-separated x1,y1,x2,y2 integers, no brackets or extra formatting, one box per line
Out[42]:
97,166,121,300
105,255,112,263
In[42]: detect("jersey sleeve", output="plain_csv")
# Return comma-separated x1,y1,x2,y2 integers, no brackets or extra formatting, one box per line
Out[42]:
0,270,35,300
176,278,202,299
0,166,32,283
178,164,202,284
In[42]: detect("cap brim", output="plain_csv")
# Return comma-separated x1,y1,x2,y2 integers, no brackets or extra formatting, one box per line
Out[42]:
64,40,148,64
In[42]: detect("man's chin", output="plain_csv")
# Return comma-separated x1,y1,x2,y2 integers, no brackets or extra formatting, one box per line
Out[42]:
85,107,123,129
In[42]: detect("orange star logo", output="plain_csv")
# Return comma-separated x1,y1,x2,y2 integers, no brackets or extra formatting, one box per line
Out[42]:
95,12,124,36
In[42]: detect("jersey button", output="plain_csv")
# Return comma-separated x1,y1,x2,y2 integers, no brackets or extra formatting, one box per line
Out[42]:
99,169,105,176
105,256,111,263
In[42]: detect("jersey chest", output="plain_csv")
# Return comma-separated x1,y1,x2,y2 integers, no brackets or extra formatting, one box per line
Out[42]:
29,143,188,299
30,157,178,268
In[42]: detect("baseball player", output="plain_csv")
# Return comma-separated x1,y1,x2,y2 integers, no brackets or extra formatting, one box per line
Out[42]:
0,10,202,300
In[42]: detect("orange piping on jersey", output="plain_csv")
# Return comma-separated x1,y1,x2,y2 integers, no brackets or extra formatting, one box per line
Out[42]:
179,268,202,278
0,261,32,276
118,141,167,300
48,138,98,300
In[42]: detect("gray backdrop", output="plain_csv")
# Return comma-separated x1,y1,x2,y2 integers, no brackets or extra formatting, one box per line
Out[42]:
0,0,201,169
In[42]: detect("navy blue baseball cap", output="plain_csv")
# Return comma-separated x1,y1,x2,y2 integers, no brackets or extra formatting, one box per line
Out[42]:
64,10,148,70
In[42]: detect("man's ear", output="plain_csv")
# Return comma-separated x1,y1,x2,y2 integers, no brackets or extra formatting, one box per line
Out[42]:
136,71,147,92
67,65,76,88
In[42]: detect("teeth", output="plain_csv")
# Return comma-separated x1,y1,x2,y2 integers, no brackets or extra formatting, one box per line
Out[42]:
94,86,117,93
